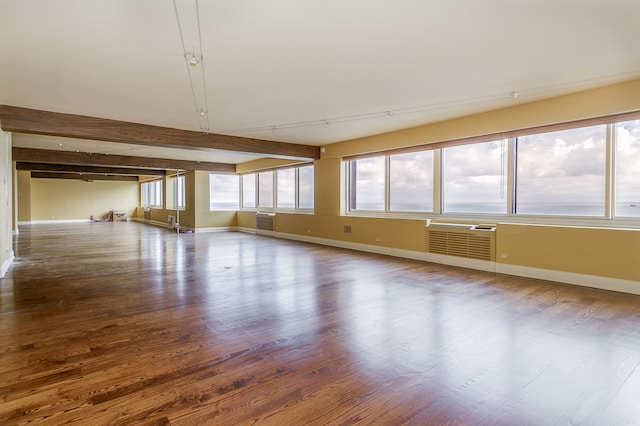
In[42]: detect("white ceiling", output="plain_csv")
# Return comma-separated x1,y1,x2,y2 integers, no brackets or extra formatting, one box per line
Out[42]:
2,0,640,165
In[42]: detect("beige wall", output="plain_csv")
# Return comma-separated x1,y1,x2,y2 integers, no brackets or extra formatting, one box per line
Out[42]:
0,130,13,277
496,224,640,282
29,178,138,221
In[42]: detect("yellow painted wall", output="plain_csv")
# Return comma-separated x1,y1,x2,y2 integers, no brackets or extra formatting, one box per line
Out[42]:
17,169,30,222
496,224,640,282
323,78,640,158
29,178,139,221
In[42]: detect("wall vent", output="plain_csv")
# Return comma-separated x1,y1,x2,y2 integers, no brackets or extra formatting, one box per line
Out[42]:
426,223,495,261
143,209,151,220
167,215,175,228
256,212,276,234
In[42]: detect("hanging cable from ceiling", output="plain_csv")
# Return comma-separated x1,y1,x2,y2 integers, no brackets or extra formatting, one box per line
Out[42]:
173,0,210,134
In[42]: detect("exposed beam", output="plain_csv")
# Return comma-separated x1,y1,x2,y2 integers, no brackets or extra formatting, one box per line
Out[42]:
31,172,139,182
12,147,236,173
17,162,166,176
0,105,321,160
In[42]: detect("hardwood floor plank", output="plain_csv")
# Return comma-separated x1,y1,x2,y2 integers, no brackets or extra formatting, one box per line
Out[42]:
2,222,640,425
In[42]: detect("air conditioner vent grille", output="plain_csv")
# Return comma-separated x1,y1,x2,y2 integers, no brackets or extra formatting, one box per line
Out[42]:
427,228,494,261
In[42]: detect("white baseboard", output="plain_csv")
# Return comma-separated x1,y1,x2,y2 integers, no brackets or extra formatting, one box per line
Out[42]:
20,219,92,225
275,231,427,261
237,227,257,235
194,226,238,233
1,250,14,278
496,263,640,295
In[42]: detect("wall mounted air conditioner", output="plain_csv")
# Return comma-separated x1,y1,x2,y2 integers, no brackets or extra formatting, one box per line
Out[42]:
426,223,496,261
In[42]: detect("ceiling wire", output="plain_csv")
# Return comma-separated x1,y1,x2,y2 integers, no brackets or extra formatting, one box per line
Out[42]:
173,0,210,134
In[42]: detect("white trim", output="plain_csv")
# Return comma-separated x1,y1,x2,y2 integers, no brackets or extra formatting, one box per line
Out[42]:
12,228,18,236
237,227,257,234
496,263,640,295
194,226,238,233
1,250,14,278
275,231,427,261
21,219,92,225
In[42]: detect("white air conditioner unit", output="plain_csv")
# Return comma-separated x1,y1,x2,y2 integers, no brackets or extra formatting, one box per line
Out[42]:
256,212,276,236
426,223,496,261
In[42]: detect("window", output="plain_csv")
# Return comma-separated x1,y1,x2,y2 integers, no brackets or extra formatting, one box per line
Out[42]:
242,174,256,208
277,169,295,208
349,157,385,211
442,140,507,214
516,125,606,216
298,165,314,209
141,180,162,208
615,120,640,218
389,151,434,212
210,174,239,210
174,175,185,210
258,171,274,208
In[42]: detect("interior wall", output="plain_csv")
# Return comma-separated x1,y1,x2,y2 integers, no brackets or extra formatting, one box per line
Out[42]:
0,130,13,277
496,224,640,282
16,169,31,222
29,178,138,221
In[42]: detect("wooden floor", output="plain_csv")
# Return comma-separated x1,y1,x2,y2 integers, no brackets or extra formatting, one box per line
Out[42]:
2,223,640,425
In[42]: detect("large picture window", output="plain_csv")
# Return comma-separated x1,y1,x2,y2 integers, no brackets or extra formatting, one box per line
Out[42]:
348,157,385,211
389,151,434,212
442,140,507,214
515,125,606,216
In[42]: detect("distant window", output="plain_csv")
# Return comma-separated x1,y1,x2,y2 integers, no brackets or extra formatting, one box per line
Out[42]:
277,169,295,208
615,119,640,217
242,174,256,208
210,174,239,210
442,140,507,214
297,165,314,209
516,125,606,216
258,171,274,208
174,175,185,210
141,180,162,208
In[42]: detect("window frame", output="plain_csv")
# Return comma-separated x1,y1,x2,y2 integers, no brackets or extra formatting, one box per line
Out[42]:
344,111,640,228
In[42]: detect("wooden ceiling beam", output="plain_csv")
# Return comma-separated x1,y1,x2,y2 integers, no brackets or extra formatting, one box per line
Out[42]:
17,162,166,176
12,147,236,173
31,172,139,182
0,105,320,160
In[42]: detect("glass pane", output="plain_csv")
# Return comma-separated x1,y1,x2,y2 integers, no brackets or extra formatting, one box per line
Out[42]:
350,157,385,211
258,171,274,208
442,140,507,214
516,125,606,216
616,120,640,217
210,174,239,210
389,151,433,212
298,165,314,209
242,174,256,208
277,169,295,208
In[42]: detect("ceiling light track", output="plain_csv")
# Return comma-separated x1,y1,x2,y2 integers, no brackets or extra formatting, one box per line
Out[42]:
173,0,210,134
